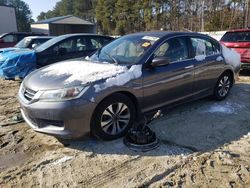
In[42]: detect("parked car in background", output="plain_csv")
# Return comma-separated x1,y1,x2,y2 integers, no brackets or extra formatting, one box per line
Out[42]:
0,32,47,48
0,34,114,79
0,36,54,54
220,29,250,69
18,32,240,140
15,36,54,49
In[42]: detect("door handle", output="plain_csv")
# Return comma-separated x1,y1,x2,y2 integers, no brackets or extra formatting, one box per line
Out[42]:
185,65,194,69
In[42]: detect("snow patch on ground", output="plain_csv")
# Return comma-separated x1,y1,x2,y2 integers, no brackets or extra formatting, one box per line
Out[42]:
41,61,128,85
94,65,142,92
52,156,74,165
203,102,245,114
221,45,241,68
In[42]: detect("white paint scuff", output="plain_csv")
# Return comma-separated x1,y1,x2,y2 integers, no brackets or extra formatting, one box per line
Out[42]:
52,156,74,165
94,65,142,92
221,44,241,68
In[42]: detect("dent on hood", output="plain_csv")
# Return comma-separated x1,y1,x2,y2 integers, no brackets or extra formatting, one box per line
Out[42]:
41,61,142,90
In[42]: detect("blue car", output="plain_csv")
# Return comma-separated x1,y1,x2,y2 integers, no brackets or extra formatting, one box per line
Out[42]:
0,34,113,79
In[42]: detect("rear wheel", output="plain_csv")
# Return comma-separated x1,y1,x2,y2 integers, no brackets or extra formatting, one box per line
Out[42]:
213,72,233,100
91,93,136,140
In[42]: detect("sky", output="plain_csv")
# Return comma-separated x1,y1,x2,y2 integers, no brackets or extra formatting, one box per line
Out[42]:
23,0,60,21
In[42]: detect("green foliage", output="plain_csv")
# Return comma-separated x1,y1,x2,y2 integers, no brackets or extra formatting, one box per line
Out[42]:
37,0,96,22
36,0,249,35
0,0,32,32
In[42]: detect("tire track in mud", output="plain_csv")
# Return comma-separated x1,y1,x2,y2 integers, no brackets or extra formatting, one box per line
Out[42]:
79,155,190,188
79,156,142,187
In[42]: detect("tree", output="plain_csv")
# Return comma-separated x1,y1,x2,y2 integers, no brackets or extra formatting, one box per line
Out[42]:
0,0,32,32
37,0,247,35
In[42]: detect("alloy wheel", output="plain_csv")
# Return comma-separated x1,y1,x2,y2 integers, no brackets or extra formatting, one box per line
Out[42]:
218,75,231,97
100,103,131,135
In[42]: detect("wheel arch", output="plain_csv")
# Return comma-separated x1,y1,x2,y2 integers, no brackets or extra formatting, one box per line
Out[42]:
222,69,235,86
90,91,140,140
90,91,140,129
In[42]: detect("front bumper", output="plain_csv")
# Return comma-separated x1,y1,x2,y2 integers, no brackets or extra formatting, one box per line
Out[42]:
19,95,97,139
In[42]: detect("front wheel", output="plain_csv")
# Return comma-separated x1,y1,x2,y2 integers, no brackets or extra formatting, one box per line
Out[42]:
213,72,233,100
91,93,136,140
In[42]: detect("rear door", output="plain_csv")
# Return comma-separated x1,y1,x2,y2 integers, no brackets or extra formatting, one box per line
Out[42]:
142,36,195,111
190,36,224,96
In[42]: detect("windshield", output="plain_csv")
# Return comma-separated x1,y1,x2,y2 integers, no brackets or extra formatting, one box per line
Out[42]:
221,31,250,42
35,35,67,52
15,38,32,48
90,35,158,65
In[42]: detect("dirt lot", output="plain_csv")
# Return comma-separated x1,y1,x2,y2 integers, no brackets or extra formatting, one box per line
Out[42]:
0,73,250,188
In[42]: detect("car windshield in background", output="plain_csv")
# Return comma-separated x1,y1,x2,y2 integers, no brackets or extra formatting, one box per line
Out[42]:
0,33,7,38
15,38,32,48
90,35,158,65
221,31,250,42
35,35,67,52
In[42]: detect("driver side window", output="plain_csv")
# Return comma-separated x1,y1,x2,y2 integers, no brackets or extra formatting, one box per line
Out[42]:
154,37,188,63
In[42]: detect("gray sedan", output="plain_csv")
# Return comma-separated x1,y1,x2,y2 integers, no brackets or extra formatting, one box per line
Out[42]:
18,31,240,140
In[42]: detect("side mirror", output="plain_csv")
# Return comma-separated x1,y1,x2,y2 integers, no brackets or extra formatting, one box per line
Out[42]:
57,47,67,55
0,39,4,43
151,56,170,67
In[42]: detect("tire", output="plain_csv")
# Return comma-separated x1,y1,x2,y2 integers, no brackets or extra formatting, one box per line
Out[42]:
213,72,233,101
91,93,136,141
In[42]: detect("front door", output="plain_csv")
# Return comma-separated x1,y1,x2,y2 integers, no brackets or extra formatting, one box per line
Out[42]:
142,36,195,112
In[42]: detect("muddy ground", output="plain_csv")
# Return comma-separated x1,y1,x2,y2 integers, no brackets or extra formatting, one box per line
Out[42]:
0,72,250,188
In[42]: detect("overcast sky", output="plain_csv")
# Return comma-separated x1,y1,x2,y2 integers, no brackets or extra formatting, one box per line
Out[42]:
23,0,60,20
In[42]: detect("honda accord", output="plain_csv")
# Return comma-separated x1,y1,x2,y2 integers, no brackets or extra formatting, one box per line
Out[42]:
18,32,240,140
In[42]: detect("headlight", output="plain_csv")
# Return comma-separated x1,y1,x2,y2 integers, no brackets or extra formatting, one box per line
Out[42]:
39,86,89,101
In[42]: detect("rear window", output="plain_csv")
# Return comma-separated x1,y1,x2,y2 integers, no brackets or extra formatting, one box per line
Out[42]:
221,31,250,42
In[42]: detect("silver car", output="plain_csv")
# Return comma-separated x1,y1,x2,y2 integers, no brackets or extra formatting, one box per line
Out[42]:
18,32,240,140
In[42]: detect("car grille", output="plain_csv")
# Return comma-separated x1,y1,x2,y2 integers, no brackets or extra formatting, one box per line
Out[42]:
23,87,37,101
30,117,64,128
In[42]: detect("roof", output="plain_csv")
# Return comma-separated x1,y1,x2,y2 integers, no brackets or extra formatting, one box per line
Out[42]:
24,36,54,39
33,15,95,25
128,31,206,38
0,32,46,38
0,5,15,9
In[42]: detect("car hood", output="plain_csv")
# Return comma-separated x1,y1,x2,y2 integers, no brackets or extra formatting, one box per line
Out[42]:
24,60,142,91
